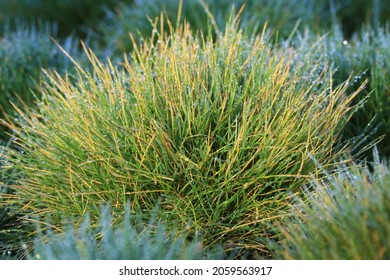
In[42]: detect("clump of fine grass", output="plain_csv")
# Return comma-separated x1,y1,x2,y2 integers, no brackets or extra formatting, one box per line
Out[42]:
30,205,224,260
272,149,390,259
2,15,364,257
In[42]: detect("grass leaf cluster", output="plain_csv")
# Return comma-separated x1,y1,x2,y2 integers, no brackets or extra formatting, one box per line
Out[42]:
2,16,363,256
1,0,389,260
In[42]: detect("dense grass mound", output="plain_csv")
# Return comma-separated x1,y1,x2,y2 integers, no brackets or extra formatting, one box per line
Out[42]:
2,17,363,256
273,150,390,259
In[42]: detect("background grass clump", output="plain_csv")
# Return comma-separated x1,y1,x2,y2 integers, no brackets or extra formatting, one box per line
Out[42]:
272,150,390,259
334,25,390,158
2,15,365,257
0,22,83,140
99,0,329,55
284,24,390,158
30,205,225,260
99,0,390,57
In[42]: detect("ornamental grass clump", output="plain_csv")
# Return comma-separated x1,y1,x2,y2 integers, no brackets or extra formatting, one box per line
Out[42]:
2,16,364,256
272,150,390,259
